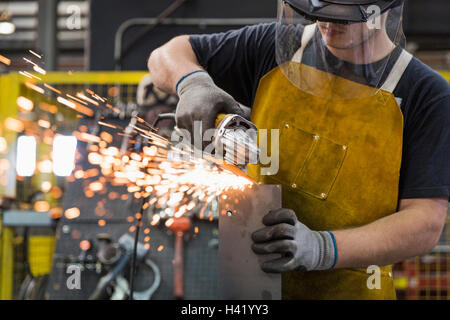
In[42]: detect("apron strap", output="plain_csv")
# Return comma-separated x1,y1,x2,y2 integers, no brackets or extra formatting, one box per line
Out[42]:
380,49,413,93
292,24,316,63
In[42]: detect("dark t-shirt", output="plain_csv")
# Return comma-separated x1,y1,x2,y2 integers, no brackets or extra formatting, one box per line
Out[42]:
189,23,450,200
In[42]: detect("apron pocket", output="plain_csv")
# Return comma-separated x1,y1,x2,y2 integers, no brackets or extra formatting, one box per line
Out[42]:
277,124,316,182
278,124,347,200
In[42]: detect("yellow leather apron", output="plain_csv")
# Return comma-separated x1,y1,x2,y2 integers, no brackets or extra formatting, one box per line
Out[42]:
247,25,413,300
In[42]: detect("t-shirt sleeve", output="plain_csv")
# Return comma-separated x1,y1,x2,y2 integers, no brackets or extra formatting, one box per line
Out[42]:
189,23,277,107
398,62,450,200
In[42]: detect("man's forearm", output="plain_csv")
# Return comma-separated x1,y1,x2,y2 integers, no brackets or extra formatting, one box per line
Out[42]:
333,198,447,268
148,35,203,94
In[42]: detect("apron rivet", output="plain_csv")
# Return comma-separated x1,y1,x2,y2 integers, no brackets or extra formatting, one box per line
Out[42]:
291,183,297,188
314,135,320,140
342,145,347,150
285,123,289,128
321,193,326,198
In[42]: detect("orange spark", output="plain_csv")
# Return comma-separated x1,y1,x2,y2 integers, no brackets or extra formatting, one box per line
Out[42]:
76,92,99,106
66,94,88,105
29,50,42,59
33,65,46,75
98,121,117,129
38,119,51,129
89,181,103,192
39,102,58,114
19,71,41,80
0,55,11,66
44,83,61,94
25,81,45,94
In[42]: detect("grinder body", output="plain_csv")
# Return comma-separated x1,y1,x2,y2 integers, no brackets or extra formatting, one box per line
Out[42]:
213,113,260,169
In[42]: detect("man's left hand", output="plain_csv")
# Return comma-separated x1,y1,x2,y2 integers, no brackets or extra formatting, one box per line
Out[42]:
251,208,337,273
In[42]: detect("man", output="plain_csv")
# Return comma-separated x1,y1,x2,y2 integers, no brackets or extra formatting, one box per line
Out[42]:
148,0,449,299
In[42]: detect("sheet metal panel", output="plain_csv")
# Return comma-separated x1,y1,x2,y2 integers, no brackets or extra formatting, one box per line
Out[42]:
219,184,281,300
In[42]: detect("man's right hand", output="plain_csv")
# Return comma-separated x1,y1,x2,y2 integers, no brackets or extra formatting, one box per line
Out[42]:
175,71,244,148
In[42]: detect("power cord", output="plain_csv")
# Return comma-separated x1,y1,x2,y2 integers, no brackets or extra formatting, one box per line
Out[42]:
129,196,148,300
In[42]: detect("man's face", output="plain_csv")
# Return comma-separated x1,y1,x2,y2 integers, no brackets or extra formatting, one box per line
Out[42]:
317,21,378,50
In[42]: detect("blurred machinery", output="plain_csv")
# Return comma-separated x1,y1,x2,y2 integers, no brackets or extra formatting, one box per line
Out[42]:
394,215,450,300
0,71,146,299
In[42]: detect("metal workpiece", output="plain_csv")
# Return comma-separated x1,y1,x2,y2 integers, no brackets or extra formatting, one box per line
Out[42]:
218,184,281,300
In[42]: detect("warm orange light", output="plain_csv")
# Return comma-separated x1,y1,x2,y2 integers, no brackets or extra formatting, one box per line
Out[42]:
49,207,63,219
17,96,34,112
65,207,80,220
37,119,51,129
80,240,91,251
0,55,11,66
100,132,113,144
108,86,119,97
88,152,102,165
38,160,53,173
4,117,24,132
39,102,58,114
88,181,103,192
33,65,46,75
51,186,63,199
41,181,52,192
0,137,7,153
44,83,60,94
143,146,158,157
34,201,50,212
165,218,174,228
108,192,119,200
29,50,42,59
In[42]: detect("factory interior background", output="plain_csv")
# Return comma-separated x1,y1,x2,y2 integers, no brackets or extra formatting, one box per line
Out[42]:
0,0,449,300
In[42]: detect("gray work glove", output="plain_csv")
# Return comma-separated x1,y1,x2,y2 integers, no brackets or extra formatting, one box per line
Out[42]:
251,208,337,273
175,71,245,149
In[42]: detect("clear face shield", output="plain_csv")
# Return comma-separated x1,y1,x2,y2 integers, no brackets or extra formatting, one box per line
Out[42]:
275,0,405,99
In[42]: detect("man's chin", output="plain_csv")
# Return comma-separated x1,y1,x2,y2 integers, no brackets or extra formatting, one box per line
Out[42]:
323,37,362,50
